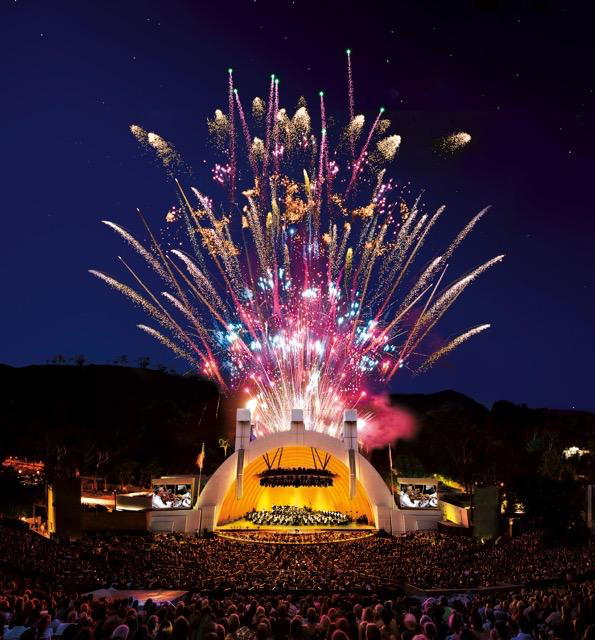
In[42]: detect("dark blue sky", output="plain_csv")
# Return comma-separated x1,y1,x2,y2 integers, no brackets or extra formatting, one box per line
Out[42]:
1,1,594,410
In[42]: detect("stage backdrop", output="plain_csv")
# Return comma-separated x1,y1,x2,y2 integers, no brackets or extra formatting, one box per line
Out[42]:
217,446,374,525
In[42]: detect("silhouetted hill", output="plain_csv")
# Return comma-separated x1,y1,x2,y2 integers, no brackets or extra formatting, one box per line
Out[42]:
0,364,593,487
391,389,489,418
0,364,225,479
383,389,595,487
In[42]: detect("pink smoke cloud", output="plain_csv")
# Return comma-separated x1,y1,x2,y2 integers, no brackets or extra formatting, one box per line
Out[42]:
358,393,417,449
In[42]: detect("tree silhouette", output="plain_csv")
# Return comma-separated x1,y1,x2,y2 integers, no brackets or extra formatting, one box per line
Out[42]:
117,459,138,490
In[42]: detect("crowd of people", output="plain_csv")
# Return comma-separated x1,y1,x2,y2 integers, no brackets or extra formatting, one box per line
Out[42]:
0,573,594,640
0,526,591,594
244,507,350,527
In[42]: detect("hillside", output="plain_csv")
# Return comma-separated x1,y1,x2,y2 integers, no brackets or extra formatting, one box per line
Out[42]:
381,389,595,488
0,364,593,487
0,364,224,479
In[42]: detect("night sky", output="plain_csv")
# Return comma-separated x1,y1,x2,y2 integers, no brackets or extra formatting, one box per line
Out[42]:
2,1,594,411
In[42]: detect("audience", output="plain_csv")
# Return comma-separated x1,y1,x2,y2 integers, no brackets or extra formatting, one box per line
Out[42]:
0,524,593,640
0,580,593,640
0,527,590,594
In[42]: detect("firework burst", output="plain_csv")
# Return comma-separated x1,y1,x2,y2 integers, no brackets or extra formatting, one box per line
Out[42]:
91,53,503,437
435,131,472,154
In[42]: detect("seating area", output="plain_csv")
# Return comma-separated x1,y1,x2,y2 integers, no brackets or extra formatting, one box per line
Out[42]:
0,524,592,592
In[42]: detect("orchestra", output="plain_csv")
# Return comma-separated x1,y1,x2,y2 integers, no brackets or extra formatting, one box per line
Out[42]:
244,505,352,526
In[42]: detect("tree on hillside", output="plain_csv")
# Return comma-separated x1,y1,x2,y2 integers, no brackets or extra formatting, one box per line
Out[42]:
392,453,426,477
539,436,565,480
142,458,164,487
510,476,587,542
117,459,138,490
421,402,489,494
94,451,109,491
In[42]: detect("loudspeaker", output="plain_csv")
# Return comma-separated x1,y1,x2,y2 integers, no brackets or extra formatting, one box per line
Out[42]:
473,485,500,540
48,477,81,539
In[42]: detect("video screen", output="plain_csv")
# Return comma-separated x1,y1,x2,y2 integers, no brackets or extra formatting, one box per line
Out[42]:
152,484,193,510
398,483,438,509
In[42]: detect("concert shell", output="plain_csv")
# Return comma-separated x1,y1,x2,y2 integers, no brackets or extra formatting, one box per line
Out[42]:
188,409,443,536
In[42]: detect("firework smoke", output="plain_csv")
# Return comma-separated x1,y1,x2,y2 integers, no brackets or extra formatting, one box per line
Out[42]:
358,394,417,450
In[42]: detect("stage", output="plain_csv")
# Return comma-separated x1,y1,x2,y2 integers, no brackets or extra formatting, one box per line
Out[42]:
85,588,188,605
215,525,375,544
218,519,375,531
189,409,442,536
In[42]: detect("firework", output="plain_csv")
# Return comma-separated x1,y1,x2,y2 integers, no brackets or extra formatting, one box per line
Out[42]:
165,205,182,223
376,135,401,162
130,124,149,148
252,97,265,119
436,131,472,154
207,109,230,149
92,55,502,437
416,324,491,373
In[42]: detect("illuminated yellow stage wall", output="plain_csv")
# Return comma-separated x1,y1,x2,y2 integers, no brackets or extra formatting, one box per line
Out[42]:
217,446,374,525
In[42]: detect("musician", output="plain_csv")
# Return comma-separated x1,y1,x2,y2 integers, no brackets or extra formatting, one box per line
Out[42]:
428,488,438,507
399,485,418,508
152,486,172,509
176,485,192,508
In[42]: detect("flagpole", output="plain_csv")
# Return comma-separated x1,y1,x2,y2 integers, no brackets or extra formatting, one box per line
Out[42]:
388,444,395,505
197,442,205,496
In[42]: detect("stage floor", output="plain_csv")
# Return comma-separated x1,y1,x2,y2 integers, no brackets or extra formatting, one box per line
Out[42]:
217,519,375,531
216,520,376,544
85,588,188,604
216,528,375,544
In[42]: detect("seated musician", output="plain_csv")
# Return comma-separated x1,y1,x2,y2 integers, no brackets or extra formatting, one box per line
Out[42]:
173,485,192,508
399,485,417,508
152,486,172,509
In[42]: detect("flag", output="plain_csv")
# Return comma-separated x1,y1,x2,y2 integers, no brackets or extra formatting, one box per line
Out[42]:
388,444,395,501
196,443,205,470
